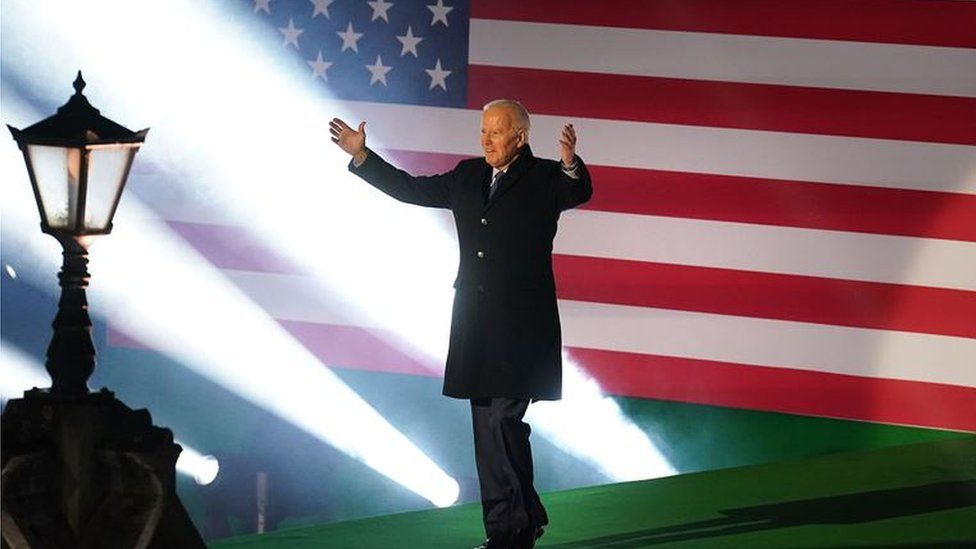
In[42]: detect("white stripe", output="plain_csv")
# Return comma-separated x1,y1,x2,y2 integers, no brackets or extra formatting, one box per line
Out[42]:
132,192,976,292
224,271,383,328
470,19,976,98
558,300,976,388
220,271,976,388
556,210,976,291
351,101,976,195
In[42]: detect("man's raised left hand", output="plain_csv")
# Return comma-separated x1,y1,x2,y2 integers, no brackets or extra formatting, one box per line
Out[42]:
559,123,577,166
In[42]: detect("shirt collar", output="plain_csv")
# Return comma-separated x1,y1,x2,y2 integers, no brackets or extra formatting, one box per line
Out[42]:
491,153,519,179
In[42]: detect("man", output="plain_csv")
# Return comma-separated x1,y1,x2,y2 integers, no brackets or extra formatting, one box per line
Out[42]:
329,99,591,549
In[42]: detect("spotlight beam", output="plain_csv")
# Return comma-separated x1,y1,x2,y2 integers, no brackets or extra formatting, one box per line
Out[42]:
175,445,220,486
0,343,50,400
2,0,674,483
1,98,459,508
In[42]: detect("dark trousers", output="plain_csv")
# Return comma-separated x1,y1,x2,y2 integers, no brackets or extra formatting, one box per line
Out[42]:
471,398,548,537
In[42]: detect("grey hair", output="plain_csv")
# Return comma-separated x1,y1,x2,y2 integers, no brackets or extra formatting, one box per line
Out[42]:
483,99,531,134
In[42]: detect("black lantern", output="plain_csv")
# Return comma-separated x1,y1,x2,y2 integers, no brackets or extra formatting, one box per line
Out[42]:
9,71,147,238
2,73,205,547
7,71,147,395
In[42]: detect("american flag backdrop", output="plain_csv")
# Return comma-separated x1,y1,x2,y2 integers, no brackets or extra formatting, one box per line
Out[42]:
123,0,976,432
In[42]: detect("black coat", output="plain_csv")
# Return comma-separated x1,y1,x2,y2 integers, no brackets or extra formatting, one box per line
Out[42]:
349,145,592,400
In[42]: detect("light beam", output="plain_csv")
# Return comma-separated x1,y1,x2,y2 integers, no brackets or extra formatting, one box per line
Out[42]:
0,343,49,400
2,0,673,485
175,445,220,486
1,95,460,508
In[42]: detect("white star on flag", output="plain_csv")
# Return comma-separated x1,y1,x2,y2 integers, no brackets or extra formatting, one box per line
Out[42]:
425,59,451,91
337,21,364,53
309,0,333,18
427,0,453,27
307,50,333,80
368,0,394,23
396,26,423,57
279,18,303,49
365,55,392,86
253,0,271,14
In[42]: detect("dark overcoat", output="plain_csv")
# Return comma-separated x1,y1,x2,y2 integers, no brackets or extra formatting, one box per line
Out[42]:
349,144,592,400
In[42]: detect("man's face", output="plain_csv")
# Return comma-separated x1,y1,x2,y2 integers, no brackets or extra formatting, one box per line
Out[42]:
481,106,524,169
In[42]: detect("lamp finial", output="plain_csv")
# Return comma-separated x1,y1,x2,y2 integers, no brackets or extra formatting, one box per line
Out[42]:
73,71,86,96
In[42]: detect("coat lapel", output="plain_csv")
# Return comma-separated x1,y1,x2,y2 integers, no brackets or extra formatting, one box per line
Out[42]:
483,145,535,212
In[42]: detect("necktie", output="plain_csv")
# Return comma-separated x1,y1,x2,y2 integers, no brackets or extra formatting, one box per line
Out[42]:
489,171,503,200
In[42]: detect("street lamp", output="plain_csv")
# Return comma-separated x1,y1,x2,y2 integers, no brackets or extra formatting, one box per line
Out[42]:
2,73,204,548
8,71,146,395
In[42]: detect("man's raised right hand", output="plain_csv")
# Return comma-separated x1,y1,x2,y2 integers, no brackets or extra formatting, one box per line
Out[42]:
329,118,367,164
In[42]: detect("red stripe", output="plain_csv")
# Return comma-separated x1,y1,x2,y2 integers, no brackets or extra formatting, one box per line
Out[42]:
568,347,976,432
381,149,471,175
383,150,976,243
277,320,441,377
106,324,976,432
554,255,976,339
156,218,976,338
472,0,976,49
166,221,304,274
467,66,976,146
106,321,441,378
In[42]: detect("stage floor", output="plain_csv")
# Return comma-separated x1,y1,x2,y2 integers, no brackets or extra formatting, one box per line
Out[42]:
211,436,976,548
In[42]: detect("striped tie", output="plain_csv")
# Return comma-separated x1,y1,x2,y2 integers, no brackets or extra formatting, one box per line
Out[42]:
489,171,503,199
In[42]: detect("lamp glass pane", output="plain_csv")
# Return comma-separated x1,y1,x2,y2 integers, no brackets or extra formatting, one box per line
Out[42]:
26,145,81,230
84,147,132,231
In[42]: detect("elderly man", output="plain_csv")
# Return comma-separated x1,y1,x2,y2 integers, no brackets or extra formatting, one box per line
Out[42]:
330,99,591,549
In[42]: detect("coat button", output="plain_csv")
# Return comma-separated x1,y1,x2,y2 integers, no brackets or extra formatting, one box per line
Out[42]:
477,251,485,259
480,218,488,225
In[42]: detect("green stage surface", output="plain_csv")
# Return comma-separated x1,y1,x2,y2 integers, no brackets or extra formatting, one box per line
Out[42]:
211,437,976,548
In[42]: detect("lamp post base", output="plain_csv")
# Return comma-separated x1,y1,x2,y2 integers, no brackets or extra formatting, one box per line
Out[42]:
1,388,204,549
